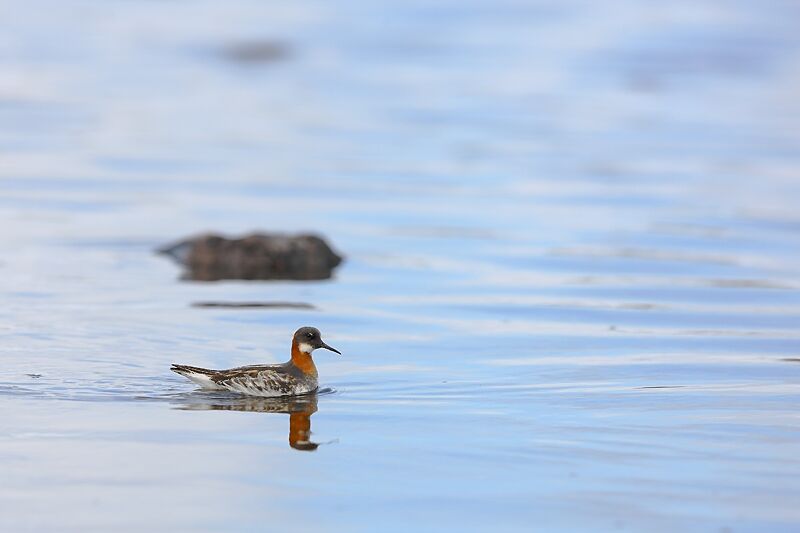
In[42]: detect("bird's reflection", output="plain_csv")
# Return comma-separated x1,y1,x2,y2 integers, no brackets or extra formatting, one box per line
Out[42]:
172,391,323,451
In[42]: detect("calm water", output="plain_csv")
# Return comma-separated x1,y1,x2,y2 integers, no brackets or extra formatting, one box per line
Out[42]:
2,0,800,531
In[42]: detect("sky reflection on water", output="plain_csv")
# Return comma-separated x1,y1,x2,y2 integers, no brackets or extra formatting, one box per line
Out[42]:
1,0,800,531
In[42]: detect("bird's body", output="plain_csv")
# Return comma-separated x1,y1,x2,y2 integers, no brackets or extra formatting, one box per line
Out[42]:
171,362,319,397
171,327,340,398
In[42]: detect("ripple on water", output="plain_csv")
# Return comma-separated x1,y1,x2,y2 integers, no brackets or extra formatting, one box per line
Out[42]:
2,0,800,530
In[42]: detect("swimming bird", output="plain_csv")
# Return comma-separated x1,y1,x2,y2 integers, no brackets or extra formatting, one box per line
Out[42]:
171,326,340,397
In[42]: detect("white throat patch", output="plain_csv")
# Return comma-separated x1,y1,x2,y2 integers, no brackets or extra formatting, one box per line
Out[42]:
298,343,315,354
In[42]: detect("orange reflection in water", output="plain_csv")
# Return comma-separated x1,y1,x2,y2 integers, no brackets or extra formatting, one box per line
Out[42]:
174,393,322,451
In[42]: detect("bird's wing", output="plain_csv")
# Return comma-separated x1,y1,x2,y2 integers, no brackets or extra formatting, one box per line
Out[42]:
213,366,300,396
171,364,226,390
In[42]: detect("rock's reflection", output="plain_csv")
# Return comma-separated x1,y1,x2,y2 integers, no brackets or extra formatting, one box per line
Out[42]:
173,392,322,451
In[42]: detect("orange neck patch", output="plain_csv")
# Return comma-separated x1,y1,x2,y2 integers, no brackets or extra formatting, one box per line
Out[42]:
291,340,318,377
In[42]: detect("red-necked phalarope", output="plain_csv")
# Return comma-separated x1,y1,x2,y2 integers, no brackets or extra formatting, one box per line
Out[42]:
171,327,340,397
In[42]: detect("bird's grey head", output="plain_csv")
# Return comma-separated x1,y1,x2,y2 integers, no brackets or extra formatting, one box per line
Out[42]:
293,326,341,355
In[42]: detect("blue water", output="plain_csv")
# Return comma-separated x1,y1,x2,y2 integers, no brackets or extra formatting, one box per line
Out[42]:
2,0,800,531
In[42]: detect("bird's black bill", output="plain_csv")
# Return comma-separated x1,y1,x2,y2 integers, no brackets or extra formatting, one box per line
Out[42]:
321,342,341,355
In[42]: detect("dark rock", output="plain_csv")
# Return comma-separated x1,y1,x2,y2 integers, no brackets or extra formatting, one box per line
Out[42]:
221,40,290,64
158,233,343,281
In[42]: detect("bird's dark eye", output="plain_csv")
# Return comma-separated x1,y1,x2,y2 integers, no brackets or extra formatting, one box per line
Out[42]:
307,332,314,338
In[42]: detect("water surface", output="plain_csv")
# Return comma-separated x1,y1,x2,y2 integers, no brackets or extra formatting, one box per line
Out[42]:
2,0,800,531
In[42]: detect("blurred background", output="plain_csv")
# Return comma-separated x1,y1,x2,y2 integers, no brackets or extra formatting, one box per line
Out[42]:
2,0,800,531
